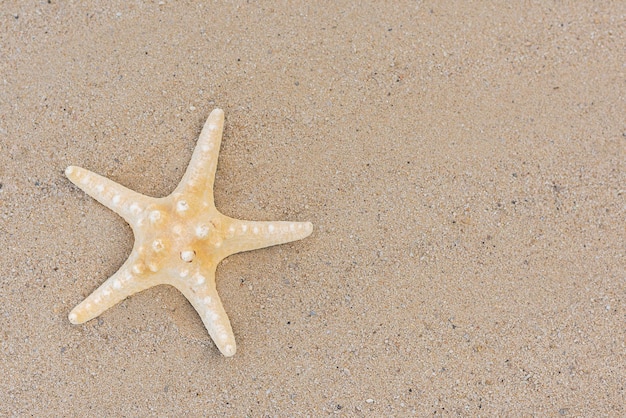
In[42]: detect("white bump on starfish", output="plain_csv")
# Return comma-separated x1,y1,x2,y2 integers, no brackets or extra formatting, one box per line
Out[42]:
152,239,163,251
149,210,162,223
180,250,195,262
66,108,313,357
176,200,189,213
195,273,206,285
132,263,144,274
196,224,210,238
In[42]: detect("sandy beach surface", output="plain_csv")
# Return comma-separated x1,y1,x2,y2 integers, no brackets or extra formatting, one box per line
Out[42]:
1,1,624,415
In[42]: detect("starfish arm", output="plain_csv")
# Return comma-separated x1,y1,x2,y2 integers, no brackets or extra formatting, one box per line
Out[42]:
65,166,154,226
173,108,224,200
169,270,236,357
218,219,313,258
68,258,159,324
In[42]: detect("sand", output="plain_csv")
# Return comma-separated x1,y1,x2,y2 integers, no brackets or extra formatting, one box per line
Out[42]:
1,1,624,415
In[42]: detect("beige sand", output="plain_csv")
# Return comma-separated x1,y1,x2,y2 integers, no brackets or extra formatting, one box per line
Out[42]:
1,1,624,415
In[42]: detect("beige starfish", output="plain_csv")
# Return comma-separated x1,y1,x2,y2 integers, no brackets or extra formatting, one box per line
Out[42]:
66,108,313,357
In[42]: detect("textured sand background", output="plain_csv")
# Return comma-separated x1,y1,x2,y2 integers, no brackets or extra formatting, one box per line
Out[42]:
1,1,624,415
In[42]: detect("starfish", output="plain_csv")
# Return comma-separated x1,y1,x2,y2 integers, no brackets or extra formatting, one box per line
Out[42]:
65,108,313,357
